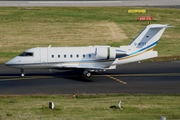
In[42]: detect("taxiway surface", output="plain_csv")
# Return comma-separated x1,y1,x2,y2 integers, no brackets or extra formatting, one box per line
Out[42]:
1,1,180,95
0,61,180,94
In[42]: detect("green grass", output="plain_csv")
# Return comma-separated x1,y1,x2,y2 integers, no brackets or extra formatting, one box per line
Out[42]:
0,94,179,120
0,7,180,63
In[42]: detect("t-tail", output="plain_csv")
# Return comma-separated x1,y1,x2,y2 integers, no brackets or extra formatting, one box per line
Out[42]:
117,24,171,63
129,24,170,49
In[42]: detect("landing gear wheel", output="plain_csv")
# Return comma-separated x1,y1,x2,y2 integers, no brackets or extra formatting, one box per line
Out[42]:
86,72,91,77
83,70,91,77
21,73,24,77
21,69,25,77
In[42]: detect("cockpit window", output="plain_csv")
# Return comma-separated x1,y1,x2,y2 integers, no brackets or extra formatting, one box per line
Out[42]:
19,52,33,57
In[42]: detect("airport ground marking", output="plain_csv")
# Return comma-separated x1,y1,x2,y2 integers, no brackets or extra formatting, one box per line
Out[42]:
0,77,34,81
0,76,54,81
104,74,127,84
1,72,180,82
104,73,180,77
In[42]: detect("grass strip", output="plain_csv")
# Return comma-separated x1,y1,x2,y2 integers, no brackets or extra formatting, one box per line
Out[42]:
0,94,179,120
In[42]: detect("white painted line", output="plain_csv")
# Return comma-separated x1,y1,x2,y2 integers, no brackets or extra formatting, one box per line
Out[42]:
29,1,122,4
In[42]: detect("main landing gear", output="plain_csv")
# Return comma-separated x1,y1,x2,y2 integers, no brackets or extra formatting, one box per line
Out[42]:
21,69,25,77
83,70,91,77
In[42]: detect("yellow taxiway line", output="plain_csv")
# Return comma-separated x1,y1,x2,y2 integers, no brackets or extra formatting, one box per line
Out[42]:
104,74,127,84
0,72,179,82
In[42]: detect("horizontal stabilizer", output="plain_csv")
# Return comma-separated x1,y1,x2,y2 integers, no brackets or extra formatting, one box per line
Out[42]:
149,24,173,28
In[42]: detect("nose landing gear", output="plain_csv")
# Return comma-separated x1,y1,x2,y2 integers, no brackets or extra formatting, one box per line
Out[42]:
21,69,25,77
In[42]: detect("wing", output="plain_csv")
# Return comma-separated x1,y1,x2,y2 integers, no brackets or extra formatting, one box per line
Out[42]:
53,59,118,70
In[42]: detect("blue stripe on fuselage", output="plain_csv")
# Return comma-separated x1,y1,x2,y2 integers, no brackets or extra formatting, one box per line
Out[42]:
119,40,158,59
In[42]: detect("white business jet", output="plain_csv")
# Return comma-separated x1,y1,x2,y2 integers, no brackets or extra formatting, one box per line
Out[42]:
6,24,170,77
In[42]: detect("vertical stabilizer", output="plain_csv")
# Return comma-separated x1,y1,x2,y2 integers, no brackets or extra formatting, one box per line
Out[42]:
130,24,169,50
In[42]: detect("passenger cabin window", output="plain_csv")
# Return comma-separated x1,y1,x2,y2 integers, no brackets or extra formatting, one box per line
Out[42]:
83,54,85,58
52,55,54,58
77,54,79,58
70,54,73,58
58,55,60,58
19,52,33,57
64,55,66,58
89,54,91,58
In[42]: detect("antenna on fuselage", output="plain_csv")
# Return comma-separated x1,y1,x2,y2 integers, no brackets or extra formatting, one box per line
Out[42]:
48,45,52,48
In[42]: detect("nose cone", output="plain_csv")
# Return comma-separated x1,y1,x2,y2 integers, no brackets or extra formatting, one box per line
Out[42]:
5,59,14,67
5,57,20,68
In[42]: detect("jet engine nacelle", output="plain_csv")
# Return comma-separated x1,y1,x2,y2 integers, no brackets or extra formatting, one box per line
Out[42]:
95,47,116,59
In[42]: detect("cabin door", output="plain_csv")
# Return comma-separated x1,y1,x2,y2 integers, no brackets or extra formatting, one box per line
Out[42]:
40,48,48,63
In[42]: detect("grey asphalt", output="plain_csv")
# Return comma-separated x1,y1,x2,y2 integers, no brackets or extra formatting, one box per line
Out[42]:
0,0,180,7
0,61,180,95
1,1,180,95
